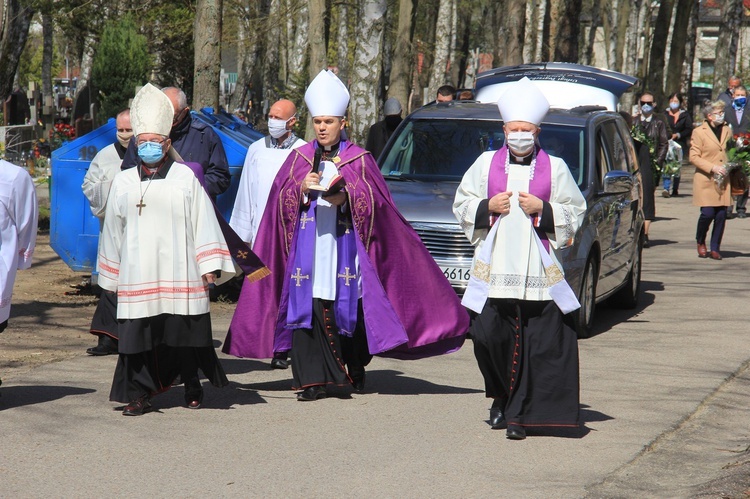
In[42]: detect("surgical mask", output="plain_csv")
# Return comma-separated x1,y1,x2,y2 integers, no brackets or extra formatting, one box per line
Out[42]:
669,102,680,111
138,141,166,164
268,117,291,139
712,113,725,125
117,131,133,148
506,131,536,156
733,97,747,109
641,103,653,114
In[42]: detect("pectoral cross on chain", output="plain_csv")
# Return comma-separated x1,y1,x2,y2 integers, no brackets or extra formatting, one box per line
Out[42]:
300,213,314,230
136,199,146,215
337,267,356,286
291,268,310,287
338,217,352,234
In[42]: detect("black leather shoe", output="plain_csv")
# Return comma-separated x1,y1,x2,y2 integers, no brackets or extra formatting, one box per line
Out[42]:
738,212,748,219
506,424,526,440
489,408,506,429
86,335,118,356
122,396,152,416
270,358,289,370
184,378,204,409
351,373,366,393
297,385,327,401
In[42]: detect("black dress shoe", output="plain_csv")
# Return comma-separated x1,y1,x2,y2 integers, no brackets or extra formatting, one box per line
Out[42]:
270,358,289,370
122,396,152,416
184,378,204,409
86,344,118,356
297,385,327,401
86,335,118,356
351,373,366,393
489,408,506,429
506,424,526,440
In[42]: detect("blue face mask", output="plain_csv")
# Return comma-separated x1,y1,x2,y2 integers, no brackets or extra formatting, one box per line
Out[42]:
733,97,747,109
669,102,680,111
138,141,166,164
641,104,653,114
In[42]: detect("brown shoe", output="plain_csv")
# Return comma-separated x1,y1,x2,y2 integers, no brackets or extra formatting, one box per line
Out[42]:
709,250,722,260
697,243,708,258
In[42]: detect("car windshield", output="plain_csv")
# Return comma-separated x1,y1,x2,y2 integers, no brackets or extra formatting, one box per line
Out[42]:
380,119,586,187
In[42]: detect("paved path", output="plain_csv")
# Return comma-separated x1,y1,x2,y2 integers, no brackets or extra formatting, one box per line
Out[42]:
1,172,749,497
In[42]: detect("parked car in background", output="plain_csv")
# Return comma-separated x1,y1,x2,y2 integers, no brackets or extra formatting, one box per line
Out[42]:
379,63,644,337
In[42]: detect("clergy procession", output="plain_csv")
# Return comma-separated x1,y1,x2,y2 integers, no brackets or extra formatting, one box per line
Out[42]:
0,70,590,442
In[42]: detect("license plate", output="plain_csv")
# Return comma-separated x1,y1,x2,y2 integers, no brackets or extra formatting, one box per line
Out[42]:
440,266,471,284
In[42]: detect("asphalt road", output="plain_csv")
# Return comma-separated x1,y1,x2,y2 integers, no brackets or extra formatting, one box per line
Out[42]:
1,171,749,497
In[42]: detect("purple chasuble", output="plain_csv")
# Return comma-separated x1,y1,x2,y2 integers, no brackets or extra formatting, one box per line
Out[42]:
488,146,553,252
223,141,469,360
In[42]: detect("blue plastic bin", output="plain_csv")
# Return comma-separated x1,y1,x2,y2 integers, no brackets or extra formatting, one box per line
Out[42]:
50,110,264,273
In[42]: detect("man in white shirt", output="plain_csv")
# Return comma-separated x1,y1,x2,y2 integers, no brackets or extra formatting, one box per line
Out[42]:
81,109,132,356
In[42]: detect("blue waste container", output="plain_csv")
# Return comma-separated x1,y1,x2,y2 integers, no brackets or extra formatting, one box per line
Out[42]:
50,110,264,274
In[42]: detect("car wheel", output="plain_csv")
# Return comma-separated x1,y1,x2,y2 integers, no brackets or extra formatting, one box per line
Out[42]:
611,233,643,309
574,256,598,339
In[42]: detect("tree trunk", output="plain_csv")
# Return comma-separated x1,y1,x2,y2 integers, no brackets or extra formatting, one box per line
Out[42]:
644,0,674,106
194,0,223,110
41,9,54,107
428,0,454,99
286,0,309,100
75,34,96,100
612,0,631,72
728,0,743,77
713,0,743,95
524,0,545,63
308,0,327,78
636,0,651,84
387,0,414,112
263,0,281,106
349,0,387,145
0,0,34,101
664,0,693,98
584,0,601,66
682,0,699,100
622,0,643,112
551,0,582,63
449,0,460,87
336,1,350,83
501,0,527,66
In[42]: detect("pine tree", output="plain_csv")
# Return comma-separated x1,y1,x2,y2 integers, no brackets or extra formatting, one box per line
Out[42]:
91,17,150,120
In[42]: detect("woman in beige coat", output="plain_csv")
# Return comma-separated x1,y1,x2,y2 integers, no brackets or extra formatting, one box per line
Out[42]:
689,100,732,260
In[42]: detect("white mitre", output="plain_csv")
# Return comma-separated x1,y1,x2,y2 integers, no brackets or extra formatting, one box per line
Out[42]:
305,70,350,117
130,83,174,137
496,77,550,126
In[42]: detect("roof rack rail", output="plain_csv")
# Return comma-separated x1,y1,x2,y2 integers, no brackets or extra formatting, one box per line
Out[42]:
569,105,608,114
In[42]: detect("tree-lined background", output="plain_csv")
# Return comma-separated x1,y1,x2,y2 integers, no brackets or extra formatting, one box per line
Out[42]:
0,0,747,143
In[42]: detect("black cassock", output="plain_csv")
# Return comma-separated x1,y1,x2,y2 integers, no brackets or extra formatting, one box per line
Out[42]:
471,299,580,428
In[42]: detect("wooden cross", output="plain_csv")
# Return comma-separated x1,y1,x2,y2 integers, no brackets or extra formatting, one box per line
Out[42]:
291,267,310,287
338,217,352,234
136,199,146,215
337,267,356,286
300,212,314,229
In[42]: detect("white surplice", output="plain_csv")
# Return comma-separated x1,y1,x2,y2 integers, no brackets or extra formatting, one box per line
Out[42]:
453,151,586,301
0,161,38,323
230,136,306,245
98,162,235,319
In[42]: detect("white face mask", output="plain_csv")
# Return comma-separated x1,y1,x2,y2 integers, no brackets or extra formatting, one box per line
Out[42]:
712,113,725,125
268,117,292,139
506,131,536,156
116,131,133,148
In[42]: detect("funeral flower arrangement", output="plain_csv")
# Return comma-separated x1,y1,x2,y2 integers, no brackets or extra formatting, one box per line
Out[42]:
49,123,76,150
715,133,750,192
630,125,660,183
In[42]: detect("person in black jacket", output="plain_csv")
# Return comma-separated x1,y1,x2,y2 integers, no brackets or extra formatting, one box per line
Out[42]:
724,85,750,218
663,92,693,197
365,97,403,161
121,86,231,199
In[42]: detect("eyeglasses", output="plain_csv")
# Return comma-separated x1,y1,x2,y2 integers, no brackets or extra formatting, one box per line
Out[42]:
136,138,167,146
640,101,654,106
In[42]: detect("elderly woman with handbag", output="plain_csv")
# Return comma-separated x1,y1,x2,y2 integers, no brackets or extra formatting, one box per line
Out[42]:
689,100,732,260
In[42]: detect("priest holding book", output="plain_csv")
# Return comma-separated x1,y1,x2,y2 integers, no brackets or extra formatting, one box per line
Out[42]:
224,70,469,401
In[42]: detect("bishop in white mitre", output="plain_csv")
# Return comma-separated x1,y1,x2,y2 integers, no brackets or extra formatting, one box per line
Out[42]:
98,83,235,416
453,77,586,440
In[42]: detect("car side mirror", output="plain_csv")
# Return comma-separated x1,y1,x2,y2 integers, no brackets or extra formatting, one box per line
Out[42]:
602,170,633,194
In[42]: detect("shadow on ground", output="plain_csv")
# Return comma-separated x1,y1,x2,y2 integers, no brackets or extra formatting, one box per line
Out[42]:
0,385,95,411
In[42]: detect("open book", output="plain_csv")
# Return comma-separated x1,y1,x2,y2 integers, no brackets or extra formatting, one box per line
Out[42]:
309,162,346,195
